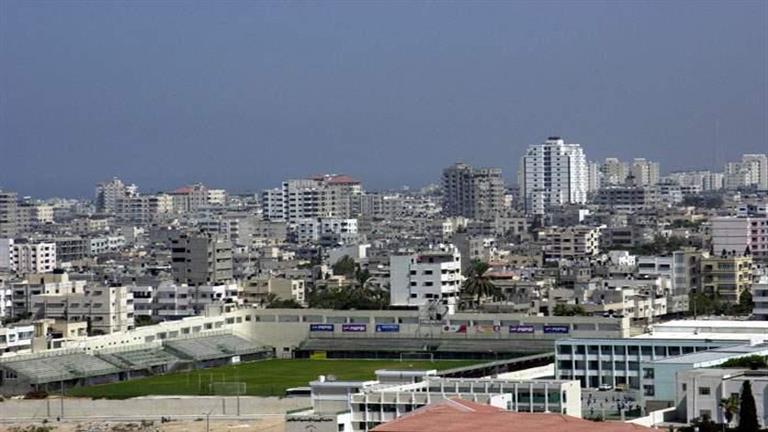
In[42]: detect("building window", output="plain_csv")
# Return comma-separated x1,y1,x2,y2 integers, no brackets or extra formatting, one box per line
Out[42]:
698,387,710,396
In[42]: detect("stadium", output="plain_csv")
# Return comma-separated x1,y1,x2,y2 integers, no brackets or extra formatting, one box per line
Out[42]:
0,306,619,396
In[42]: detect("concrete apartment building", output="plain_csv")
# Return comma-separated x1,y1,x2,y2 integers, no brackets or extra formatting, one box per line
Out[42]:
130,281,240,320
753,274,768,319
278,174,363,222
601,157,629,185
30,284,134,334
95,177,137,214
294,217,358,244
441,162,505,220
11,240,57,274
521,137,588,214
0,324,34,355
629,158,660,186
667,170,724,191
170,231,234,286
712,216,768,261
741,153,768,190
9,272,87,319
242,276,306,306
389,245,463,312
0,189,18,239
15,203,54,233
699,254,753,303
538,226,600,262
593,185,659,212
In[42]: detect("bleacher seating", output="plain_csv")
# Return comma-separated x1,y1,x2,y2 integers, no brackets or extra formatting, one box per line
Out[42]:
1,353,121,384
98,348,182,370
163,334,266,361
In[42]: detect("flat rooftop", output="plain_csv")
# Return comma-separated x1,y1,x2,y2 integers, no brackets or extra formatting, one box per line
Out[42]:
653,343,768,365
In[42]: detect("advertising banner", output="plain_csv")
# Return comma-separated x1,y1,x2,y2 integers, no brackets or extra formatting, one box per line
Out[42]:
309,324,334,332
342,323,367,332
543,325,570,334
509,325,535,334
375,324,400,333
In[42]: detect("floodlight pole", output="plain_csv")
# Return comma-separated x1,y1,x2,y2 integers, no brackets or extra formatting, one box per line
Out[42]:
60,380,64,419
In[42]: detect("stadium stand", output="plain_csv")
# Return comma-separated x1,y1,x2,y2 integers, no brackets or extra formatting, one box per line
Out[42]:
298,337,551,359
163,334,268,361
1,353,121,385
97,348,183,371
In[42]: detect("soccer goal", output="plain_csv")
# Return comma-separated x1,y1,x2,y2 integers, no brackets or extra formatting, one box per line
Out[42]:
399,352,434,362
209,381,247,396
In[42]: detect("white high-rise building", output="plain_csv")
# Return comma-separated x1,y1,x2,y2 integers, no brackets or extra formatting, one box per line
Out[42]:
587,161,603,192
95,178,137,214
742,154,768,191
441,163,505,219
521,137,588,214
280,175,362,222
629,158,660,186
601,158,629,185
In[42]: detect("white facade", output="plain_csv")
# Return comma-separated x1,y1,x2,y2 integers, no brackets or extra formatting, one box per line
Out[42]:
280,175,363,222
753,274,768,320
88,235,126,255
131,281,241,320
742,153,768,191
0,325,34,354
294,217,358,244
31,285,135,334
95,177,137,214
12,241,56,274
629,158,660,186
522,137,588,214
0,238,14,272
261,187,285,221
712,216,768,259
389,245,463,311
678,368,768,428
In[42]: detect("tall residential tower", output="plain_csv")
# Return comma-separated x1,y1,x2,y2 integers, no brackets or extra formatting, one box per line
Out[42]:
521,137,588,214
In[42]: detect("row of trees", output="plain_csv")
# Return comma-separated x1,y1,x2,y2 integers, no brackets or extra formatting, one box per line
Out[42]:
261,257,504,311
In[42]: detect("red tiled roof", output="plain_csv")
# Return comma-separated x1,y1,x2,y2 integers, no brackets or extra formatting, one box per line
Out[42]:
372,399,656,432
171,186,193,194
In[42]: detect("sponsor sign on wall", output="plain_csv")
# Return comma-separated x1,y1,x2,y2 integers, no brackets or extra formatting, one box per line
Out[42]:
309,324,334,332
375,324,400,333
342,323,367,332
508,325,535,334
543,325,570,334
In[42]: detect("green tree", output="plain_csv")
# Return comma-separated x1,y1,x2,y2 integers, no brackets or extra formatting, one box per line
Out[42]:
460,260,501,308
332,255,357,277
720,394,740,426
738,380,759,432
262,293,303,309
552,304,589,317
134,315,156,327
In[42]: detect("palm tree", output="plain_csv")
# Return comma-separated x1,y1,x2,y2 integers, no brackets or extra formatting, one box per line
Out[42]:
720,394,740,426
461,260,501,308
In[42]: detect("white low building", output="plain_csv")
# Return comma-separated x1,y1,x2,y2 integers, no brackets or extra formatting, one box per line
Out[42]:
678,368,768,428
389,245,463,312
0,324,34,355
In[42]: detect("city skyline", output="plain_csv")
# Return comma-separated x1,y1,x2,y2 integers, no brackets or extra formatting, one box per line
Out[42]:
2,1,766,198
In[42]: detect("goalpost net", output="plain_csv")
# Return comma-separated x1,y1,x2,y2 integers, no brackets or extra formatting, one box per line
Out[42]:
399,352,434,362
209,381,247,396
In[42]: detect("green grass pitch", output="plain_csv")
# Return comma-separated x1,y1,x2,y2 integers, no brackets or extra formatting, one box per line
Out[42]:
67,358,479,399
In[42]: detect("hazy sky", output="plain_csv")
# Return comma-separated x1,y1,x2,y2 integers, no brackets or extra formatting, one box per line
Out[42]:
1,1,766,198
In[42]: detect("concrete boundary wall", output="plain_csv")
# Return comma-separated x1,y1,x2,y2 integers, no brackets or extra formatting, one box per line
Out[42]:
0,396,309,422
